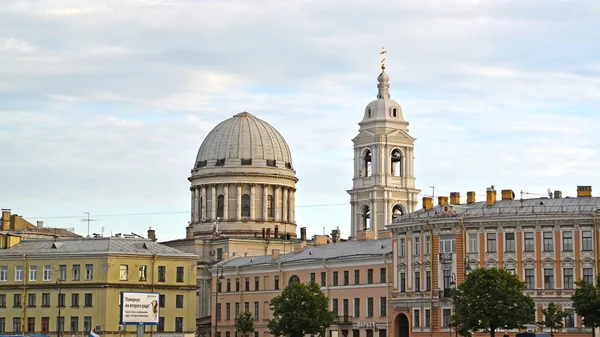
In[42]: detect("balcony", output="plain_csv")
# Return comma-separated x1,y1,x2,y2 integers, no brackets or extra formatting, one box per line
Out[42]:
439,252,453,263
335,315,353,325
438,288,452,298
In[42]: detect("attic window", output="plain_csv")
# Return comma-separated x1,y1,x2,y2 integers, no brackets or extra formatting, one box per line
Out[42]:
241,158,252,165
197,160,207,168
266,160,276,167
141,243,149,249
51,242,63,249
215,159,225,166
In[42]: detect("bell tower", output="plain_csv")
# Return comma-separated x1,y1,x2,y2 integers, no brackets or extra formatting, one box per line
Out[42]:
348,50,420,239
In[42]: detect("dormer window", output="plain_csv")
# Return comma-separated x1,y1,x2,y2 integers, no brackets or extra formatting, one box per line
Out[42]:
367,108,372,118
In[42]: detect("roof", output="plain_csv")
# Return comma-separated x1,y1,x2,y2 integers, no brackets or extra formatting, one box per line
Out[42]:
0,237,198,258
18,227,81,238
388,196,600,225
216,238,392,269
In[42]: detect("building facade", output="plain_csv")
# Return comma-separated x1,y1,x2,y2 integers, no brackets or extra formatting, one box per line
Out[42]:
348,64,420,240
210,235,393,337
0,237,198,337
386,185,600,337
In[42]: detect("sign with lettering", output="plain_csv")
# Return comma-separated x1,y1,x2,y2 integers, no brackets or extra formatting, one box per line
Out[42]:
120,292,160,325
355,322,377,328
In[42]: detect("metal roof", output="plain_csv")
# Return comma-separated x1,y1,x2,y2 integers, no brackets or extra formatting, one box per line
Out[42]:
216,238,392,269
0,237,198,258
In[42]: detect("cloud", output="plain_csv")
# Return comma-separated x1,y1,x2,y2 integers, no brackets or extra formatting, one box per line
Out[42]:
1,0,599,240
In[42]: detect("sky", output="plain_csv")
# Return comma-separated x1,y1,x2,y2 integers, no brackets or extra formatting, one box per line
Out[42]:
1,0,599,241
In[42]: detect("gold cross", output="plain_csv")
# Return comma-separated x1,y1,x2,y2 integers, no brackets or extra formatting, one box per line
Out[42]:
380,47,387,69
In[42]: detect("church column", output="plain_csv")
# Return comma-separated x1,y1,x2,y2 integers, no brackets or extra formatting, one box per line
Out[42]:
355,148,360,177
236,184,242,220
282,187,288,222
201,186,207,221
274,186,280,221
211,185,216,220
190,187,196,223
371,193,377,237
262,184,268,220
290,188,295,223
223,184,229,220
250,184,256,219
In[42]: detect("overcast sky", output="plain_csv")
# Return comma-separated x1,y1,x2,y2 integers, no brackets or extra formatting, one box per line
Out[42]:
1,0,599,241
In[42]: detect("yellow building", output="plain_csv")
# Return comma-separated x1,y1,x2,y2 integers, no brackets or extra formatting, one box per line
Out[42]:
1,209,81,249
0,236,198,337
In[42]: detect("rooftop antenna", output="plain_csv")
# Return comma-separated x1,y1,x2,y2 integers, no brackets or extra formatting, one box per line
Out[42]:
323,227,325,235
81,212,100,238
429,186,435,198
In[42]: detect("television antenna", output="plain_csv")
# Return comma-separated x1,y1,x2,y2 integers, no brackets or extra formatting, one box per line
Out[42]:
81,212,101,238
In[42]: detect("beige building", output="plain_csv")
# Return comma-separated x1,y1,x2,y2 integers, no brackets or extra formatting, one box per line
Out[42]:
386,185,600,337
348,64,421,239
1,208,80,249
0,236,198,337
210,234,393,337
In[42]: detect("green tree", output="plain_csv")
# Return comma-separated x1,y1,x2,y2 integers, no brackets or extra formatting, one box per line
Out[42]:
571,275,600,333
235,311,255,337
537,302,566,337
451,267,536,337
268,281,336,337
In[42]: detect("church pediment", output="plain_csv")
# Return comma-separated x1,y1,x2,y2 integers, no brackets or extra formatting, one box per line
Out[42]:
352,130,376,140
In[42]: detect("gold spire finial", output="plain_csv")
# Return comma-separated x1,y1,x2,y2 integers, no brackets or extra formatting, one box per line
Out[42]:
380,47,387,69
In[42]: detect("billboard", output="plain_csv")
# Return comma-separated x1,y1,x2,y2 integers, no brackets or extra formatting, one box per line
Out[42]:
120,292,160,325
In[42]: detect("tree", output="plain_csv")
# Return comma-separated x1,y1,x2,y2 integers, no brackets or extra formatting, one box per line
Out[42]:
538,302,566,337
451,267,536,337
235,311,255,337
268,281,336,337
571,275,600,334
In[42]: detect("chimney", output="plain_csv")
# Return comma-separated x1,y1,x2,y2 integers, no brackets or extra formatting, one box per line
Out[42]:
356,230,375,241
466,191,476,204
554,190,563,199
266,228,271,238
450,192,460,205
378,230,393,239
271,249,280,259
36,220,44,228
313,235,329,245
438,196,449,206
486,186,497,206
185,226,193,239
501,189,515,201
300,227,307,241
294,241,306,252
147,227,157,242
261,228,266,238
577,186,592,198
331,229,340,243
422,197,433,211
2,209,10,231
274,225,279,239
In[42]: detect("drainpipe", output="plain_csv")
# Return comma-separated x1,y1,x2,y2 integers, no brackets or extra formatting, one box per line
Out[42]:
423,220,434,337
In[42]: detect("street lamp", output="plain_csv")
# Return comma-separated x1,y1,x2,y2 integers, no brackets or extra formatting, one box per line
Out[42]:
56,278,62,337
214,266,225,337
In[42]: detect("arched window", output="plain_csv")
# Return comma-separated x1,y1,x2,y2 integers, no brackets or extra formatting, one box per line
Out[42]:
391,107,397,118
241,194,251,217
362,205,371,230
267,195,274,218
391,149,402,177
392,204,404,220
364,150,372,177
288,275,300,285
367,108,372,118
216,195,224,218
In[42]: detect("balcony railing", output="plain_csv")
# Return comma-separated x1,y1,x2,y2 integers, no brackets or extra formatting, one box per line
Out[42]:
439,252,453,263
335,315,353,325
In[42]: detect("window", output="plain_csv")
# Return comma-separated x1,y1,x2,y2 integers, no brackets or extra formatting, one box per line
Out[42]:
525,269,535,289
380,297,387,317
414,309,420,328
158,266,166,282
380,268,386,283
364,150,372,177
176,266,184,282
72,264,80,281
354,270,360,284
391,149,402,176
564,309,575,328
310,273,316,283
505,233,515,252
27,317,35,332
85,264,93,280
426,271,431,291
414,272,420,292
414,237,420,256
15,266,23,282
42,293,50,307
84,293,92,307
41,317,49,332
139,265,148,281
332,299,338,315
562,232,573,251
0,317,4,333
320,272,326,287
400,273,406,292
0,294,6,307
443,270,452,291
217,194,224,218
176,295,184,308
367,297,373,317
27,293,36,307
157,317,165,332
71,293,79,307
440,239,456,253
70,316,79,332
13,317,21,333
442,309,451,327
245,277,250,291
235,278,240,291
582,231,593,251
226,303,231,320
241,194,250,217
244,302,249,312
564,268,574,289
544,268,554,289
235,302,240,317
216,303,222,321
217,248,223,261
29,266,37,281
58,265,66,281
58,293,65,307
56,317,64,334
175,317,183,332
425,236,431,254
254,276,260,290
344,271,349,285
267,195,274,218
399,239,405,257
353,298,360,317
425,309,430,328
159,294,165,308
583,268,594,283
288,275,300,285
274,276,280,290
0,266,8,281
14,294,22,307
543,232,554,251
486,233,497,252
83,317,92,333
367,269,373,284
468,233,478,253
119,265,128,281
342,299,349,317
254,301,259,320
333,271,338,286
524,232,535,252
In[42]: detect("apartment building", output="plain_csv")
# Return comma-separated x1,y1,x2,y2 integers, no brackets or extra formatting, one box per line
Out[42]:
0,236,198,337
210,233,393,337
386,185,599,337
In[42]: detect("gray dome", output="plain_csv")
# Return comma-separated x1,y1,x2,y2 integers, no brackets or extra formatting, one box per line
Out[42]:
194,112,293,169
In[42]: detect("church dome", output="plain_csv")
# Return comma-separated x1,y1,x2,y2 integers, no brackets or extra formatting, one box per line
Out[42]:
194,112,293,170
